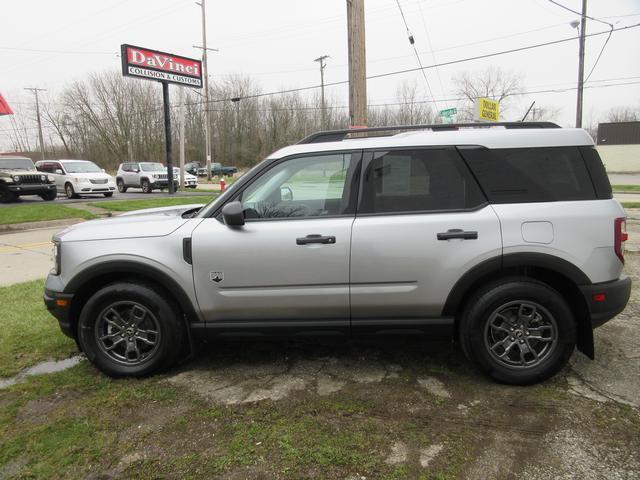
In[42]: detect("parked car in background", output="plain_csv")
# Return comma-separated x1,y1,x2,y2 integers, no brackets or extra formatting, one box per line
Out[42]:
116,162,178,193
36,159,115,199
0,156,56,202
184,162,201,176
173,167,198,188
196,162,238,177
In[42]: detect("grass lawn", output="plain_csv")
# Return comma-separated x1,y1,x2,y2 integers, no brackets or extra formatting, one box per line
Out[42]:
613,185,640,193
0,204,95,226
88,195,216,212
622,202,640,208
0,280,76,378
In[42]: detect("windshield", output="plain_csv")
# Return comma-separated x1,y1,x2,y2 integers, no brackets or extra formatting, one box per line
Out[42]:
0,158,35,170
140,163,165,172
62,161,101,173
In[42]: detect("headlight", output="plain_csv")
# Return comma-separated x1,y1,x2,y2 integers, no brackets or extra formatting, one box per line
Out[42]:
13,175,20,183
40,174,47,182
51,241,61,275
48,175,55,182
153,174,158,179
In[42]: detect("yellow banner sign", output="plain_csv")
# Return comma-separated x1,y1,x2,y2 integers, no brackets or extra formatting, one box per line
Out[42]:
474,98,500,122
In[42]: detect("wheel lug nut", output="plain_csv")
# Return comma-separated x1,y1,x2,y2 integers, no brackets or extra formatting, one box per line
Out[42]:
519,340,524,344
510,337,515,341
510,327,514,332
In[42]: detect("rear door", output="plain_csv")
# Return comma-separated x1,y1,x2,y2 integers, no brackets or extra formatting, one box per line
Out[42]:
191,151,361,330
350,147,502,332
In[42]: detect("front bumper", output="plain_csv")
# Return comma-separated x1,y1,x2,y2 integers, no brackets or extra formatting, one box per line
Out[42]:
150,180,178,188
579,276,632,328
7,183,56,196
44,288,75,339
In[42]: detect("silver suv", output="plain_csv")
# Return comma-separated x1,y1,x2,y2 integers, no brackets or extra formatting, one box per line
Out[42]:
116,162,177,193
44,123,631,385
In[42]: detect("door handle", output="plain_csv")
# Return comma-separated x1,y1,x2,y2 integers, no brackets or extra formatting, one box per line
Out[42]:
437,229,478,240
296,234,336,245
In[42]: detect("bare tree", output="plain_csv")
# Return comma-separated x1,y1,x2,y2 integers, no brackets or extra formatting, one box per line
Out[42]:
453,67,523,121
607,106,639,122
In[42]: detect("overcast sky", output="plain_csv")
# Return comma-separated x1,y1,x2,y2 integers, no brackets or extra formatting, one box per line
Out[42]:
1,0,639,150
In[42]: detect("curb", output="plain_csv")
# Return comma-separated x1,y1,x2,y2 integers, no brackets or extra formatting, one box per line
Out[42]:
0,218,87,234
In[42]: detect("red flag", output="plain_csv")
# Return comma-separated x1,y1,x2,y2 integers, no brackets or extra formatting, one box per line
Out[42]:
0,94,14,116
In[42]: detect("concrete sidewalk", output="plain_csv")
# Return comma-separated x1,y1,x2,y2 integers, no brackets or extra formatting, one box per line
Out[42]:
0,227,61,286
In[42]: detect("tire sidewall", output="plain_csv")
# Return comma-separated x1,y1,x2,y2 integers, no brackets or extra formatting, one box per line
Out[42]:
65,183,76,199
462,281,576,385
141,179,151,193
116,178,126,193
78,283,183,377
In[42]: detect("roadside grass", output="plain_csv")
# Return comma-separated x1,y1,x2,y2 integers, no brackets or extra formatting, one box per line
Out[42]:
0,280,76,378
622,202,640,209
0,204,95,225
88,195,216,212
613,185,640,193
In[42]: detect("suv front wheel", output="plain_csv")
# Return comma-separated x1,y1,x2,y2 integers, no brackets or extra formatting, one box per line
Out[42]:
77,282,185,377
459,278,575,385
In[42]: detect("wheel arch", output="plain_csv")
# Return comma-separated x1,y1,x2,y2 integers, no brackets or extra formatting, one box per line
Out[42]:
445,253,594,359
64,260,199,348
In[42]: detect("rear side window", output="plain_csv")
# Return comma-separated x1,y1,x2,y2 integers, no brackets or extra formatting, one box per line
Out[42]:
579,146,612,199
359,148,486,214
460,146,597,203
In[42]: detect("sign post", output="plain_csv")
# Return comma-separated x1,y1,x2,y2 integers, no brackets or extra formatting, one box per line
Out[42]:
120,44,203,194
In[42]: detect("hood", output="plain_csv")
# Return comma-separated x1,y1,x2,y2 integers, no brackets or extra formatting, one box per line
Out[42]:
55,204,204,242
0,169,39,176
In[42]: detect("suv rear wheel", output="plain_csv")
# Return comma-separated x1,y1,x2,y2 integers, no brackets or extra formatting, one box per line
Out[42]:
116,178,127,193
459,278,575,385
77,282,185,377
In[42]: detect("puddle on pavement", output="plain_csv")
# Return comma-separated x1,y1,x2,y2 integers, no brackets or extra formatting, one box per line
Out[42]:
0,356,84,389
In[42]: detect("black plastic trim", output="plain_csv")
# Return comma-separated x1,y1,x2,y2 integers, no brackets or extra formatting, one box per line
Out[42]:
182,238,192,264
44,289,75,339
579,276,631,328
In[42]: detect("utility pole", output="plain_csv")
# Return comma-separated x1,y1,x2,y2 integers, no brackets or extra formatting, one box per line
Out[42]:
346,0,367,127
24,87,46,160
575,0,587,128
314,55,330,129
195,0,218,181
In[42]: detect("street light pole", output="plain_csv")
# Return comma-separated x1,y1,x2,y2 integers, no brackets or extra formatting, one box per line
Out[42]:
24,87,46,160
575,0,587,128
314,55,330,130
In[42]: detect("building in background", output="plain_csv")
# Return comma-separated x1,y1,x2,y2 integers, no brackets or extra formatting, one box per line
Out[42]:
596,121,640,173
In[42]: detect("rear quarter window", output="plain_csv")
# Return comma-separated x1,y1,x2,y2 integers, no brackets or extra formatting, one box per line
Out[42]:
459,146,597,203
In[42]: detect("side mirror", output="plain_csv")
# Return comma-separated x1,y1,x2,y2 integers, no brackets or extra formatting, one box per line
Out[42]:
221,201,245,227
55,169,63,175
280,186,293,202
133,168,139,173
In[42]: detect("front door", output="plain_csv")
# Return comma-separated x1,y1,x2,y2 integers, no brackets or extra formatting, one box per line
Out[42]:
191,151,361,329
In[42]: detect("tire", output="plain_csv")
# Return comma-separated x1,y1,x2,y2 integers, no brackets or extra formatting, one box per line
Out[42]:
116,178,127,193
77,282,185,378
103,192,114,197
0,186,18,203
459,277,575,385
40,189,57,201
65,183,78,199
141,179,152,193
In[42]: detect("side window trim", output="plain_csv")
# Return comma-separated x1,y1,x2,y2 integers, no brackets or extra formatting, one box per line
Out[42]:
213,150,364,222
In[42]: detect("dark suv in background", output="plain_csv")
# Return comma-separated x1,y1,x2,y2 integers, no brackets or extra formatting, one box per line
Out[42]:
0,156,57,202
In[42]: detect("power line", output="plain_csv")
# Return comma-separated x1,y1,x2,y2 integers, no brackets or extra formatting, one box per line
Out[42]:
394,0,439,110
0,46,117,55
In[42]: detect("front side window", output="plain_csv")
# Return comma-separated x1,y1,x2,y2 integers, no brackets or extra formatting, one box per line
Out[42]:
359,149,485,214
239,153,354,219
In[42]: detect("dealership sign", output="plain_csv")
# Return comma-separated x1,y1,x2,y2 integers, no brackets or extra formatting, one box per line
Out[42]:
120,44,202,88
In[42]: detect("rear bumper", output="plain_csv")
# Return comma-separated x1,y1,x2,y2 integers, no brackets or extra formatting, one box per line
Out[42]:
579,276,631,328
44,288,75,339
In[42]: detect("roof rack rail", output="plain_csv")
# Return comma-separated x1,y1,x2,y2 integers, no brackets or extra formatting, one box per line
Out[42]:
297,121,561,144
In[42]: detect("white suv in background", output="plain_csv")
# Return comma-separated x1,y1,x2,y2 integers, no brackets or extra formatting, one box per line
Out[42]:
116,162,178,193
36,159,116,199
173,167,198,188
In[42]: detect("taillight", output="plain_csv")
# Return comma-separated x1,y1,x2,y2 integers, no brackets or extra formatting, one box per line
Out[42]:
614,217,627,264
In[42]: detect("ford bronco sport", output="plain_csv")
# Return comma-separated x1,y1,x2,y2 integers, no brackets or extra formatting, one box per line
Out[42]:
44,123,631,385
